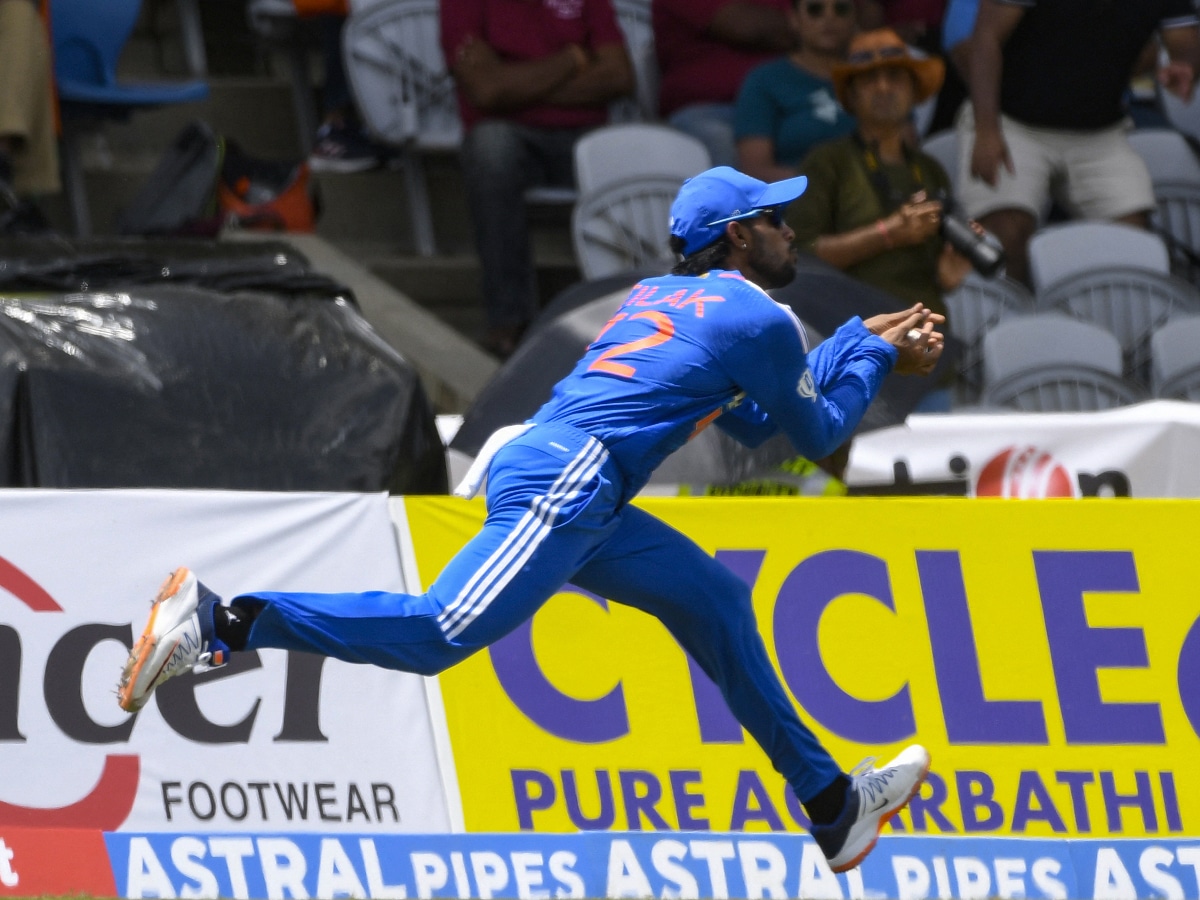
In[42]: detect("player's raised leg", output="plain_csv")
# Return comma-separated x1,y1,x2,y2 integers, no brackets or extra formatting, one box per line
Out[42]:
119,424,624,710
572,503,929,871
118,567,230,713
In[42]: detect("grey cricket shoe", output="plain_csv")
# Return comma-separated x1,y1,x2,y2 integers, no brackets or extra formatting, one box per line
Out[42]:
811,744,932,873
117,567,229,713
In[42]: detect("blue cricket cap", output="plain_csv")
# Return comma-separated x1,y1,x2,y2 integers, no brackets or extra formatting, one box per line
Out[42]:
669,166,808,257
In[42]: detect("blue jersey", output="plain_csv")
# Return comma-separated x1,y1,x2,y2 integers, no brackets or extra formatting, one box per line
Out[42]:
531,269,897,496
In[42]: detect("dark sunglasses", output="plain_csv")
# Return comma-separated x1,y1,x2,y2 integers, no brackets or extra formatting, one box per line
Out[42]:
803,1,853,18
756,207,786,227
847,45,908,66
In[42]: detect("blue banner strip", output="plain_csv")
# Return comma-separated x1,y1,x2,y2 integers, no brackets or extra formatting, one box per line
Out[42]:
104,832,1200,899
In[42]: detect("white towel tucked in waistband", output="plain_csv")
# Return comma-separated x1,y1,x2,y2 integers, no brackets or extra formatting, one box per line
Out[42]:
452,422,535,499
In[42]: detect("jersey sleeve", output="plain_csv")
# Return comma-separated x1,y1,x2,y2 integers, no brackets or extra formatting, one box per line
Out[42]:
721,311,896,460
715,397,778,447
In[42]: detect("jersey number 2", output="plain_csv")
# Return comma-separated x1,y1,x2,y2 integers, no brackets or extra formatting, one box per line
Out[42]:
588,311,675,378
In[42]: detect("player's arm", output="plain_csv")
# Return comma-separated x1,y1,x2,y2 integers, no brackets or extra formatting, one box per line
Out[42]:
810,305,945,384
715,397,778,447
716,306,940,449
721,314,897,461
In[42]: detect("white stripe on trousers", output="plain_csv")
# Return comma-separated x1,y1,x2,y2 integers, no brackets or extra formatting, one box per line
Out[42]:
436,437,602,631
438,436,609,640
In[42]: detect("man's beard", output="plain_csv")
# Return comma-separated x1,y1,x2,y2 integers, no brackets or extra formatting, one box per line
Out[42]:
747,243,796,289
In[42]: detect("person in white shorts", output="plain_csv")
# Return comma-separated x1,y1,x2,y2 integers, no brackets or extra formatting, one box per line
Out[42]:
961,0,1199,287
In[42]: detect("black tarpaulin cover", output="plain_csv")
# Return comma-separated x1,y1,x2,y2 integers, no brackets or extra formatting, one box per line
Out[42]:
0,286,445,492
0,236,350,298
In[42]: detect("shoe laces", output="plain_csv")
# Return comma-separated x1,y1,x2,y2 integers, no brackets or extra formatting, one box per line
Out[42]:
851,757,898,805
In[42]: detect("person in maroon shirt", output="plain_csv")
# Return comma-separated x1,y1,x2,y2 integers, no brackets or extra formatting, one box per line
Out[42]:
441,0,634,358
652,0,794,168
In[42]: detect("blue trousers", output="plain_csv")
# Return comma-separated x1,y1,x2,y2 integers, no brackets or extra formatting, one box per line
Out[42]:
237,423,842,801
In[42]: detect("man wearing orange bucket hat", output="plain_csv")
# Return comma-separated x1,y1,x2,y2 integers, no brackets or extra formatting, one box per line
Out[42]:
788,28,977,411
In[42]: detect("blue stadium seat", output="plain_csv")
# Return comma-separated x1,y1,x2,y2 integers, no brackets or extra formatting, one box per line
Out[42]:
51,0,209,235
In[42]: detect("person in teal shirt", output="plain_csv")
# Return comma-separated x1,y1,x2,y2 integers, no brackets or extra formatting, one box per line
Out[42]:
735,0,858,182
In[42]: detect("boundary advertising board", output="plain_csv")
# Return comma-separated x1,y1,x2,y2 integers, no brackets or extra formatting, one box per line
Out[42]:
5,493,1200,898
404,499,1200,872
0,490,452,837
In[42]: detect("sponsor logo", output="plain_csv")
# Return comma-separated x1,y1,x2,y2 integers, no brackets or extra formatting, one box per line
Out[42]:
0,558,347,832
486,550,1200,836
861,454,1131,498
796,369,816,400
976,446,1077,498
0,558,138,830
0,829,115,896
105,832,1200,900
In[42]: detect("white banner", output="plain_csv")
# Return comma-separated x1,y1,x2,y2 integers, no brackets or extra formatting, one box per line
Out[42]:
847,400,1200,498
0,489,453,834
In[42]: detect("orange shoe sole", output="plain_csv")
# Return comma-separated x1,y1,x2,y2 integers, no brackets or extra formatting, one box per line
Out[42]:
829,752,933,874
117,568,190,713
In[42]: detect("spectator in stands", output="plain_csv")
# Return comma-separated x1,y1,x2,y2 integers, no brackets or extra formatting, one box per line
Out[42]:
308,13,384,173
941,0,976,83
441,0,634,359
788,28,974,410
964,0,1200,287
653,0,795,168
734,0,858,182
0,0,57,232
860,1,964,133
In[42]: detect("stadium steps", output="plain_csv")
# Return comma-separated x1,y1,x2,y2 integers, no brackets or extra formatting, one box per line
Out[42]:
31,6,583,410
39,74,582,379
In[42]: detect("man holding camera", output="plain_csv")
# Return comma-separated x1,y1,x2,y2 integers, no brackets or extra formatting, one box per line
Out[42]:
787,28,982,410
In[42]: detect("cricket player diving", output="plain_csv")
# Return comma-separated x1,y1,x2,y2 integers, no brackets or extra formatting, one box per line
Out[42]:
119,166,942,873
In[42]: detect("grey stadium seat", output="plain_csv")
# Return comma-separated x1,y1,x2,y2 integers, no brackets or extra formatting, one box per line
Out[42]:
574,123,710,195
1151,315,1200,400
610,0,659,123
944,272,1034,397
1149,181,1200,283
571,175,681,279
1128,128,1200,186
981,314,1145,412
1027,222,1170,294
247,0,320,156
1035,266,1200,384
343,0,461,257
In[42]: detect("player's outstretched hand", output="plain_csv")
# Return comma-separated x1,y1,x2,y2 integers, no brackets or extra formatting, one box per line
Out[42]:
865,304,946,376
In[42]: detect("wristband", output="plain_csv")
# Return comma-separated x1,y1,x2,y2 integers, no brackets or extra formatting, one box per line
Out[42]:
875,219,894,249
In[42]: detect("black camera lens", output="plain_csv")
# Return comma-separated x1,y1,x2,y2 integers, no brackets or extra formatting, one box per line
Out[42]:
940,213,1005,278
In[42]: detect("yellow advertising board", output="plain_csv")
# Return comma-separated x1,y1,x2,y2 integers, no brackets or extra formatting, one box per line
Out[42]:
405,497,1200,841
